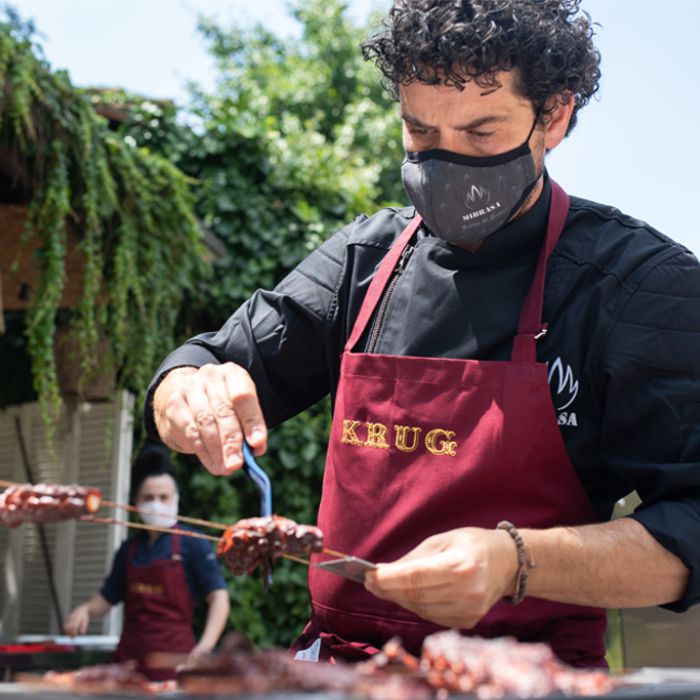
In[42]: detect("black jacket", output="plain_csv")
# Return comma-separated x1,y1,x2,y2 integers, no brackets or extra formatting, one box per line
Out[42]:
148,180,700,611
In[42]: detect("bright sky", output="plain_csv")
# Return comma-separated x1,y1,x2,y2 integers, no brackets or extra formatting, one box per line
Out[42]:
13,0,700,254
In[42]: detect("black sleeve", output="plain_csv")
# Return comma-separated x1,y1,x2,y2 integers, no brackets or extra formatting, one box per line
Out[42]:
144,219,356,436
599,248,700,611
99,540,129,605
184,535,227,599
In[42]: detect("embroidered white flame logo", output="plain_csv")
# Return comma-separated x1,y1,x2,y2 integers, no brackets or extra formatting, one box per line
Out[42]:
465,185,491,209
547,357,579,411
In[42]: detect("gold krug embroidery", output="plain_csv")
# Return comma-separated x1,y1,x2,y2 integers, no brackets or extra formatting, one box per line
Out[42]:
341,419,363,446
364,422,390,449
394,424,422,452
130,582,165,596
340,418,458,456
425,429,458,456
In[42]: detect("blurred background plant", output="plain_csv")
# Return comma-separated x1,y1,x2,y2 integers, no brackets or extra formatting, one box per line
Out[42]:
0,5,207,446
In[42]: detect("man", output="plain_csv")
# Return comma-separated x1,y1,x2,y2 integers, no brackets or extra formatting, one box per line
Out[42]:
146,0,700,668
64,443,230,679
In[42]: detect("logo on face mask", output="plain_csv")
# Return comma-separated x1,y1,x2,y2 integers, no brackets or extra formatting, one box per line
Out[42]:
401,114,540,245
465,185,491,209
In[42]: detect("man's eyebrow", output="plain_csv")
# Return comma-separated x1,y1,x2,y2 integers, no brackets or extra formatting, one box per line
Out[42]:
401,113,507,130
456,115,507,130
401,113,435,128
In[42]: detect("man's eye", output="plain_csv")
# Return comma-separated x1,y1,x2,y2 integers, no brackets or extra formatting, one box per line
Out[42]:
407,127,430,136
470,130,495,139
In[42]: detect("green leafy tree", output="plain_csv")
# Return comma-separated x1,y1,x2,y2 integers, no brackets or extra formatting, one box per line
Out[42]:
0,8,207,439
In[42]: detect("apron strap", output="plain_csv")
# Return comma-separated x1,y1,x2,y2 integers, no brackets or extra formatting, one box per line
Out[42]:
344,180,570,362
171,532,181,559
345,215,423,352
127,535,139,562
511,180,570,362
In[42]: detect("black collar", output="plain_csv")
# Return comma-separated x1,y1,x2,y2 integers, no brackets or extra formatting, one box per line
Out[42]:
421,175,552,270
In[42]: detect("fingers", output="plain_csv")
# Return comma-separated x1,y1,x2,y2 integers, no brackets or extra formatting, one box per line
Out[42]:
365,569,487,629
154,363,268,476
222,365,267,456
366,552,460,591
64,611,89,637
366,572,485,628
184,371,235,475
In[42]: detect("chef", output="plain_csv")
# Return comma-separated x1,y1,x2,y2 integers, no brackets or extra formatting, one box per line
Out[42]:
145,0,700,668
64,443,230,679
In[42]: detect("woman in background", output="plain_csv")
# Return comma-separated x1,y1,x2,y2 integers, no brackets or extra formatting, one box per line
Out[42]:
64,442,230,680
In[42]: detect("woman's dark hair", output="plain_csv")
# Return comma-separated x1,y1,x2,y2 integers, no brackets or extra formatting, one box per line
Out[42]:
130,440,178,503
362,0,601,135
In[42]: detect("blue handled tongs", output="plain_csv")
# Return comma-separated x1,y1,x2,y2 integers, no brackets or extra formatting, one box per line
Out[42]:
241,443,274,586
242,442,272,519
241,442,376,586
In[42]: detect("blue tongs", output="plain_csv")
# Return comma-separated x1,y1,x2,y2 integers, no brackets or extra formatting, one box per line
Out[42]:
242,442,272,519
241,443,274,586
241,442,376,586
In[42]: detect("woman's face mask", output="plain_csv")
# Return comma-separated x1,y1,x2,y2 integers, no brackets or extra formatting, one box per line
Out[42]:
401,116,540,245
138,498,179,529
136,474,180,529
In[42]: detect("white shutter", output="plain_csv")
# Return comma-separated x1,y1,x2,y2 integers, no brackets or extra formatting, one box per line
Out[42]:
0,392,133,638
0,413,20,637
69,395,133,635
17,404,63,634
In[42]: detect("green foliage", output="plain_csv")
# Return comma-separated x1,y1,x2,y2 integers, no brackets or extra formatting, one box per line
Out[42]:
0,9,207,443
174,0,403,322
123,0,403,646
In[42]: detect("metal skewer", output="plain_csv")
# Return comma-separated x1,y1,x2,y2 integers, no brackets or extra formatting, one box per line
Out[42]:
79,515,317,569
1,478,357,563
80,515,222,542
100,499,228,530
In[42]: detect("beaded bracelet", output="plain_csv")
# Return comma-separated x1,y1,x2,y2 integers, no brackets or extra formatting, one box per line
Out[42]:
496,520,537,605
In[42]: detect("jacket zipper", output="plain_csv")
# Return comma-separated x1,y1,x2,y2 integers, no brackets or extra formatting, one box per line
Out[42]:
366,244,414,354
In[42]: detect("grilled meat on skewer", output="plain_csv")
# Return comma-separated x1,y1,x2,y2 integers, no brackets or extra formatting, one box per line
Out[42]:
0,483,102,528
217,515,323,577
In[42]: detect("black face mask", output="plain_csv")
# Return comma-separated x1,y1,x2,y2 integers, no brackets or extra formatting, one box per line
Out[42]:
401,118,540,245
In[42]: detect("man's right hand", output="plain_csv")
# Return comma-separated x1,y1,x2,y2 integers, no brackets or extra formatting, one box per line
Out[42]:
153,363,268,475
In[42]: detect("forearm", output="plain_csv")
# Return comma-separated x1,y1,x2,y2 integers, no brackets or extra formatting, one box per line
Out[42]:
85,593,113,618
196,590,230,652
523,517,689,607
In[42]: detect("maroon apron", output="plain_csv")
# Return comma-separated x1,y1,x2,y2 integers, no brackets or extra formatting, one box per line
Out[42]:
113,534,195,680
293,181,607,668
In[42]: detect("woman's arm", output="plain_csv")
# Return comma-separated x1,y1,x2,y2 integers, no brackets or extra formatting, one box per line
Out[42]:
189,589,230,657
64,593,113,636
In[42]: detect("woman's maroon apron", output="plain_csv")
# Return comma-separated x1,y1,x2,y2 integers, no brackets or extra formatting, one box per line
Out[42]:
113,534,195,680
292,181,607,668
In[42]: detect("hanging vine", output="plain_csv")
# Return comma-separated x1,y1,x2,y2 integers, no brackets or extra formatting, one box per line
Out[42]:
0,11,208,445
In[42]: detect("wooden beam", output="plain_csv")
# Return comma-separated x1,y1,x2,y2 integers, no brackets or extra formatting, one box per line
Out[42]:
0,204,86,311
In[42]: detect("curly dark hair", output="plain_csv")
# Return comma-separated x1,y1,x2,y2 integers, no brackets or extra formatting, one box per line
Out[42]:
362,0,601,135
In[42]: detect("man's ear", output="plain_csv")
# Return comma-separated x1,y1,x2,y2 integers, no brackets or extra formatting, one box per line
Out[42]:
543,93,575,150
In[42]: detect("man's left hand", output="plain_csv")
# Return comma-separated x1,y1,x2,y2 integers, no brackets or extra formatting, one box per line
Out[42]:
364,527,518,629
